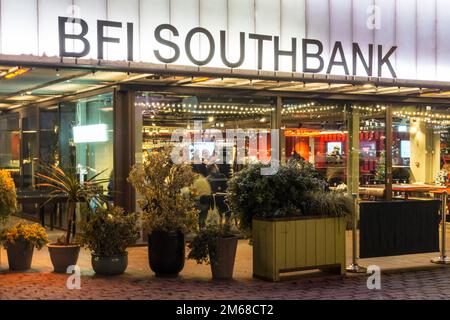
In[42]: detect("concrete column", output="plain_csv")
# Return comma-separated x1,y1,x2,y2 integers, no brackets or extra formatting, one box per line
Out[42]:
347,108,360,197
410,120,427,183
113,89,136,213
271,96,285,162
385,107,393,201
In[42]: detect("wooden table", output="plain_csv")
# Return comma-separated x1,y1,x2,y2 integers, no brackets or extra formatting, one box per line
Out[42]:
392,184,446,200
358,184,446,200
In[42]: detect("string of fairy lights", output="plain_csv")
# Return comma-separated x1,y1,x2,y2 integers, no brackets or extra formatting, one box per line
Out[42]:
136,101,274,115
136,100,450,131
393,110,450,126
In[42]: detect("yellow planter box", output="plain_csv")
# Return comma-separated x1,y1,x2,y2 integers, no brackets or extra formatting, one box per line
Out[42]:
253,216,346,281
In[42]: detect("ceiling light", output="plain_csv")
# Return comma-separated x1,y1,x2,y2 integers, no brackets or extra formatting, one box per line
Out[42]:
3,67,30,80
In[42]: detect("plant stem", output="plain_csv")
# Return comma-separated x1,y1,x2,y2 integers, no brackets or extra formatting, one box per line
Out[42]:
65,201,76,244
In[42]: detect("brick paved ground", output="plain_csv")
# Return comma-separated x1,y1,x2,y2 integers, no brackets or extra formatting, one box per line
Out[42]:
1,239,450,300
2,215,450,300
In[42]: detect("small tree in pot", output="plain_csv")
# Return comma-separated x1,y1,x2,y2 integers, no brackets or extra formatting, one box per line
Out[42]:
36,164,108,273
0,221,48,271
188,212,238,280
77,205,140,275
128,147,199,277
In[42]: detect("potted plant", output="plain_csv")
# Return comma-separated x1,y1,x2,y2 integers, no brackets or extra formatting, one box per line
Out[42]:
36,164,108,273
188,212,238,280
128,147,199,277
0,169,17,224
77,205,140,275
227,159,353,281
0,221,48,271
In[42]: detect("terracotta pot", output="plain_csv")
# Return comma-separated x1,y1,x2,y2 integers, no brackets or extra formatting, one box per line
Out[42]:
210,236,238,280
47,243,80,273
6,241,34,271
148,230,185,277
91,252,128,276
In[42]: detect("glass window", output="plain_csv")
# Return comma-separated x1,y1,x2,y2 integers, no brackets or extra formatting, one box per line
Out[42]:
59,93,114,191
0,114,20,185
21,108,38,189
40,107,59,167
393,106,443,185
136,92,273,178
283,101,347,186
358,106,387,186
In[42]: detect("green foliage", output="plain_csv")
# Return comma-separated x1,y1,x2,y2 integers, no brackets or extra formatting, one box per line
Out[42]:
77,206,140,256
226,158,327,236
375,151,386,182
128,146,199,234
0,170,16,224
188,212,234,265
0,221,49,250
303,191,353,221
35,163,109,244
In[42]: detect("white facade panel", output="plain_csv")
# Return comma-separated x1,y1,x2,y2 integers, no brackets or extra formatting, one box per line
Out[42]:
38,0,72,57
396,0,417,80
73,0,107,60
375,0,396,77
305,0,330,69
329,0,352,76
199,0,227,68
280,0,305,73
416,0,437,81
228,0,255,70
0,0,449,82
1,0,38,55
106,0,140,61
140,0,170,63
436,0,450,81
170,0,200,66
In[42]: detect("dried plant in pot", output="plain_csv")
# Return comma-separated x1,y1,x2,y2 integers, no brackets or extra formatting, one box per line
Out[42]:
77,205,140,276
36,164,108,273
0,221,48,271
128,146,199,277
188,211,238,280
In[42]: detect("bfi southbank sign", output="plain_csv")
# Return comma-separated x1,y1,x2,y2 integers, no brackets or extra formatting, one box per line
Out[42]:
3,1,450,82
58,16,397,78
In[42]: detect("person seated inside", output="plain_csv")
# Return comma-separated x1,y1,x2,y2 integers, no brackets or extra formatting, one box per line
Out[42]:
193,173,212,230
206,164,230,220
206,164,227,191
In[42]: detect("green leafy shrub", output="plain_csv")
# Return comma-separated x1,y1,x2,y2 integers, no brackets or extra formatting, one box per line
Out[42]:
227,158,329,236
77,206,140,256
227,158,354,238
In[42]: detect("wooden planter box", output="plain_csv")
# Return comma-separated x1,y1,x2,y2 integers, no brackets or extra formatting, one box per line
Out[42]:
253,216,346,281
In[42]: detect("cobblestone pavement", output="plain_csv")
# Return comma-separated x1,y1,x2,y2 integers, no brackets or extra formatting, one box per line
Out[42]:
2,265,450,300
1,241,450,300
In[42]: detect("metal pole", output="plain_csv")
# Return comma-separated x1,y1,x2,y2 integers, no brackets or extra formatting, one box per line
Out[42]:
432,191,450,264
347,193,366,273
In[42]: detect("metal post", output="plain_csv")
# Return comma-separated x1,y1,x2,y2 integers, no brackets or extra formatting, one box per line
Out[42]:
347,193,366,273
432,191,450,264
